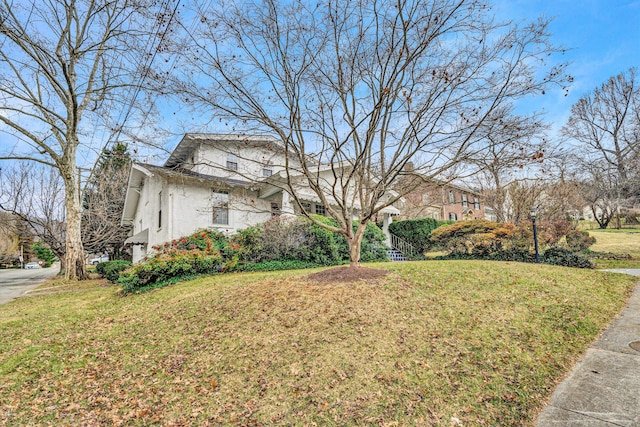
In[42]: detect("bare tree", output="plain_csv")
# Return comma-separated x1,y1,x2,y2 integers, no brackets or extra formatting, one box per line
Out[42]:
576,158,629,229
537,165,586,224
0,212,34,266
168,0,570,266
0,1,164,279
468,106,549,222
563,68,640,201
0,163,66,261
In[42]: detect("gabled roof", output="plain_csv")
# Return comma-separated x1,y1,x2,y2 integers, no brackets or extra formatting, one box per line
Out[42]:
164,133,283,168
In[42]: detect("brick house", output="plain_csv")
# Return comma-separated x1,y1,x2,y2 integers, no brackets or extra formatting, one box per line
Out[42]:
398,179,485,222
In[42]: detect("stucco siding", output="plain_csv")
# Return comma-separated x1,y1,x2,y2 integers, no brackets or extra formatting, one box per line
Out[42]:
129,178,279,263
193,143,286,182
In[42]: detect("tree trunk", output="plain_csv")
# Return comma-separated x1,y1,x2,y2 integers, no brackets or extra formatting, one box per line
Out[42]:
348,223,367,268
61,165,87,280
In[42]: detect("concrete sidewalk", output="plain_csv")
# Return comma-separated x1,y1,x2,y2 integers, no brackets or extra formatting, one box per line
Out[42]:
536,269,640,426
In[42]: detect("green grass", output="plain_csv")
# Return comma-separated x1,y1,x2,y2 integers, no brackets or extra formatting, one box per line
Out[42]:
0,261,637,426
588,229,640,269
578,220,640,230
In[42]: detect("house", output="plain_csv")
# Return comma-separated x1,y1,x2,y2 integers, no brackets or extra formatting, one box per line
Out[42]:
121,133,400,263
398,178,486,222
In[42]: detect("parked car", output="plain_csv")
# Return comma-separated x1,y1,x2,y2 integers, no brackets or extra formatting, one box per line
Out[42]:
89,254,110,265
25,262,40,269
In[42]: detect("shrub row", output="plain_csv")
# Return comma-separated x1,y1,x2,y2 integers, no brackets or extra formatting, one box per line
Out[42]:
431,219,595,268
582,250,632,260
429,219,532,256
436,247,593,268
235,260,322,272
118,249,223,294
116,216,389,294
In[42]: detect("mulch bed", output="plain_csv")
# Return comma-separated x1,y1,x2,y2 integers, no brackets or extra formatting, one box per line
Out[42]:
305,266,388,285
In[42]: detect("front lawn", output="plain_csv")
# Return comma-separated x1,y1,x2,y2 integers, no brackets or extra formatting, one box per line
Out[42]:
589,229,640,269
0,261,636,426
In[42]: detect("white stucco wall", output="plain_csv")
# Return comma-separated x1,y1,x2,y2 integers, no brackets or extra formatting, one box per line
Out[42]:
192,142,288,181
130,174,277,263
130,174,167,262
166,182,274,237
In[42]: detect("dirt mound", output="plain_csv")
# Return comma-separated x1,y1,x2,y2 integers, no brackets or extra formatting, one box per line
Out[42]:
305,266,388,285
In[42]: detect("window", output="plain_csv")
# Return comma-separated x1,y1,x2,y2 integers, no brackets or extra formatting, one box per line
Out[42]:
422,193,431,204
158,192,163,229
449,212,458,221
315,204,326,216
448,191,456,204
462,194,469,207
300,202,311,213
226,154,238,171
271,202,280,216
262,162,273,177
212,190,229,225
474,197,480,210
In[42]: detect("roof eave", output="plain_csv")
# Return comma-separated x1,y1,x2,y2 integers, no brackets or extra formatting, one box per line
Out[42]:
121,164,152,226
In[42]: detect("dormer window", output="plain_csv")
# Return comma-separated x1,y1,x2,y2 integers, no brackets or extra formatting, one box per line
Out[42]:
226,154,238,171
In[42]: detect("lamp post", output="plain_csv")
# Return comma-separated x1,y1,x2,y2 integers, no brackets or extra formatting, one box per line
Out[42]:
530,208,540,263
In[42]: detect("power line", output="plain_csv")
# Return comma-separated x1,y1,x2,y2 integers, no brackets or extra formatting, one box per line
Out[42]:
84,0,181,190
111,0,182,147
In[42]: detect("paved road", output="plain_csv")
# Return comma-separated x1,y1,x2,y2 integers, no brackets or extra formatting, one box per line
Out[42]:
0,264,60,306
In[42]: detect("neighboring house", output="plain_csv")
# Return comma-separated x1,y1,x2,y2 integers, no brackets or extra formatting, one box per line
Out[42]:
484,206,497,222
122,133,399,263
398,178,486,222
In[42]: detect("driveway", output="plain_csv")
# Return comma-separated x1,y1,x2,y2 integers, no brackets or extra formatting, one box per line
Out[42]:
0,263,60,306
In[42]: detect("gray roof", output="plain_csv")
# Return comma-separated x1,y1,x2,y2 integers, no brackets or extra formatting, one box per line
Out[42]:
139,163,253,187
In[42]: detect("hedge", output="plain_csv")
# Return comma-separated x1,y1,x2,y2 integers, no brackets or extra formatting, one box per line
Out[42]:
388,218,449,253
118,249,223,294
117,216,389,294
95,260,132,283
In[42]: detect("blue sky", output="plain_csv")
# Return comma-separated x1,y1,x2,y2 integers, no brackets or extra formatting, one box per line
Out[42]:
0,1,638,168
154,0,640,157
493,0,640,132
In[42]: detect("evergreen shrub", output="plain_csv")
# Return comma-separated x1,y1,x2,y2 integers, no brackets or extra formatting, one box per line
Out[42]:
31,241,56,268
542,248,594,269
96,260,132,283
118,249,223,294
565,229,597,252
118,216,388,294
388,218,440,253
235,260,321,272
